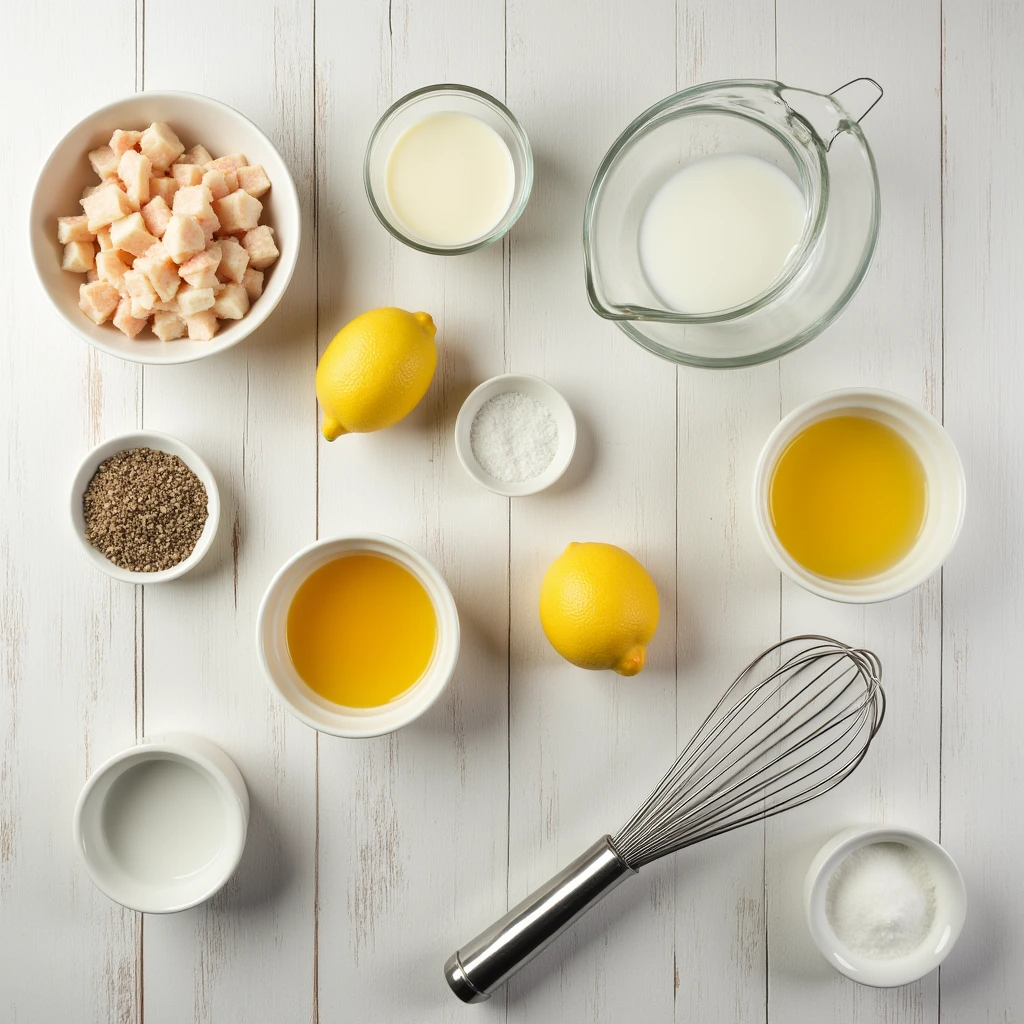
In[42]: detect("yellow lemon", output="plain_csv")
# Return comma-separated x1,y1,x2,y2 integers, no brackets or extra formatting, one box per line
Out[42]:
316,308,437,440
539,542,659,676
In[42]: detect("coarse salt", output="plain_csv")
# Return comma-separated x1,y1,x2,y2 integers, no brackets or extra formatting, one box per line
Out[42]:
825,841,936,959
470,391,558,484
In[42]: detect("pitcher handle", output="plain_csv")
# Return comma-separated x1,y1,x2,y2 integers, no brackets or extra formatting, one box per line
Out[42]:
827,77,883,149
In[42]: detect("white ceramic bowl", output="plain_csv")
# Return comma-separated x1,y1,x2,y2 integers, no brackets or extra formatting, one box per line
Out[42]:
257,535,460,738
454,374,577,497
30,91,300,365
753,388,966,603
73,733,249,914
805,825,967,987
70,429,220,583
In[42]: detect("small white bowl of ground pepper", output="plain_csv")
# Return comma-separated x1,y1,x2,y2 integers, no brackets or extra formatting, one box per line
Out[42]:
70,430,220,583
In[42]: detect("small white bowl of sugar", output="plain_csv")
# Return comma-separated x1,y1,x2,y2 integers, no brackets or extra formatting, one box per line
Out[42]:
804,825,967,987
455,374,576,496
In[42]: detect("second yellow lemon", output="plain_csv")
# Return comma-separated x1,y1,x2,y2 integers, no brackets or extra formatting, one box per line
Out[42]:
317,307,438,440
539,542,659,676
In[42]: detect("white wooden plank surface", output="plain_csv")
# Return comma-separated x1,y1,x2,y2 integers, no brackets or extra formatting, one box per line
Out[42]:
2,0,1023,1021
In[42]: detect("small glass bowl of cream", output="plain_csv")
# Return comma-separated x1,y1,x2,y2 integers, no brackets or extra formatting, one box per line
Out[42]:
364,84,533,255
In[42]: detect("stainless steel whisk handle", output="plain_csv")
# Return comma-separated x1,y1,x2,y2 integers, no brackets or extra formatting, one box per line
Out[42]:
444,835,636,1003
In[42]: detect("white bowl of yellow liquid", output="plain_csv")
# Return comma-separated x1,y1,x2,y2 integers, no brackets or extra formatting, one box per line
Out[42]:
73,734,249,913
753,388,966,603
364,84,533,255
257,535,460,737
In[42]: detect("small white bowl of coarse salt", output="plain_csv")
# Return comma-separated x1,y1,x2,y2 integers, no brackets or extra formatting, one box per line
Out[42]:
455,374,576,497
804,825,967,987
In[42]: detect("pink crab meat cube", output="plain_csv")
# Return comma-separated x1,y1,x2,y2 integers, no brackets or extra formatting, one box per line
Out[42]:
58,215,95,244
171,163,204,188
176,284,216,316
216,236,250,284
224,170,238,192
183,310,219,341
173,185,220,237
141,196,173,238
149,175,179,204
162,214,206,264
202,169,233,201
212,283,249,320
241,225,279,269
118,150,151,207
152,310,186,341
205,153,247,172
89,145,120,179
81,183,105,200
122,267,158,311
112,297,149,339
140,122,184,172
78,280,120,325
175,144,212,167
62,240,95,273
95,250,131,291
96,228,112,251
81,184,135,233
181,267,221,290
235,164,271,199
240,268,264,301
213,190,262,234
109,213,158,258
178,242,221,280
109,129,142,158
135,245,181,302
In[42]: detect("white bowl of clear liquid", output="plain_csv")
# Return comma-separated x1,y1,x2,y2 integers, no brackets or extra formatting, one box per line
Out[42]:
583,78,882,367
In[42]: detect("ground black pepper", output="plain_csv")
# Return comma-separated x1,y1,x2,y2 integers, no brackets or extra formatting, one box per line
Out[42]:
83,447,209,573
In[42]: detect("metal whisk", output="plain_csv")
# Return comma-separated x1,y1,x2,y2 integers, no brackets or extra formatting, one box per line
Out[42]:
445,635,884,1003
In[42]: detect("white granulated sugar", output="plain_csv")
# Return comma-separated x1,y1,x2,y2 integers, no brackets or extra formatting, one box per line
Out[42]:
470,391,559,484
825,841,936,959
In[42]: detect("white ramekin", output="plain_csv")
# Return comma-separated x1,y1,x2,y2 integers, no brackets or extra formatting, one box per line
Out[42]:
73,733,249,914
30,91,300,365
805,824,967,987
752,388,966,603
454,374,577,497
69,429,220,583
256,535,460,738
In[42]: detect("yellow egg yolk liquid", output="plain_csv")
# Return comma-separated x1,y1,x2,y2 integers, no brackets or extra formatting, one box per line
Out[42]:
769,415,927,580
286,554,437,707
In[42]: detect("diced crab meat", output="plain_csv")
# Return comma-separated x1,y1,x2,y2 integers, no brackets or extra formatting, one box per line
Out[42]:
118,150,151,207
135,244,181,303
149,176,179,204
109,129,142,157
175,144,212,167
109,213,158,258
62,241,95,273
152,310,186,341
162,214,206,263
241,267,264,301
58,215,95,244
212,283,249,320
205,153,247,172
140,122,185,172
183,268,223,290
213,189,261,234
202,169,233,201
96,228,112,251
81,184,135,232
173,184,220,238
95,250,131,291
176,284,216,316
215,236,249,283
122,267,159,312
89,145,120,179
78,280,120,325
179,243,221,279
113,297,149,338
141,196,173,238
171,163,204,188
235,164,271,198
242,225,279,269
183,310,219,341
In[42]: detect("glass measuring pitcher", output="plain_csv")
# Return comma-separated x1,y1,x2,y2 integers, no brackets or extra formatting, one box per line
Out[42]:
583,79,882,367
